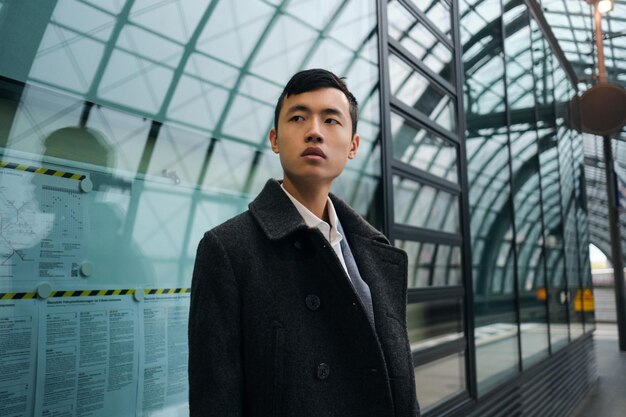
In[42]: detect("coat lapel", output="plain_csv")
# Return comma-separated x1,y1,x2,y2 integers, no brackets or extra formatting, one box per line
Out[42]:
248,179,308,240
330,195,409,324
250,179,408,323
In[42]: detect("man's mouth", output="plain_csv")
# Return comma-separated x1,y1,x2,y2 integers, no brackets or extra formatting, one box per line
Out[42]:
301,147,326,159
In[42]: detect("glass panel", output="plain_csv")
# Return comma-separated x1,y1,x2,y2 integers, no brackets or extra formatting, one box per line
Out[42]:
0,2,381,416
387,0,454,83
504,0,549,368
390,112,458,182
406,299,464,349
405,0,452,38
574,135,595,331
393,175,460,233
535,33,570,351
414,352,466,410
565,80,592,335
474,314,519,391
547,27,583,339
561,149,584,339
461,0,519,395
398,241,462,287
388,53,456,132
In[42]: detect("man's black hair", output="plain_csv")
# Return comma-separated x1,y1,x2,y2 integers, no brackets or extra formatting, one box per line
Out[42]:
274,68,358,136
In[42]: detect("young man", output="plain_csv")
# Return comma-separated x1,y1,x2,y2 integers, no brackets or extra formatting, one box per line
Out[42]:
189,69,419,417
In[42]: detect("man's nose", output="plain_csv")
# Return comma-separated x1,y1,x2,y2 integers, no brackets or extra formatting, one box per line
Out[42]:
305,118,323,143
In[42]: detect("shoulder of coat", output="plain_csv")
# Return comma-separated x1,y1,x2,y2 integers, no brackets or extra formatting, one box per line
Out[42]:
208,210,258,243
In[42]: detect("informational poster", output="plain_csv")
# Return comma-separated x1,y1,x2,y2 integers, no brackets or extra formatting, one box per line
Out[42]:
0,299,38,417
0,163,87,289
138,292,190,417
0,159,193,417
35,295,138,417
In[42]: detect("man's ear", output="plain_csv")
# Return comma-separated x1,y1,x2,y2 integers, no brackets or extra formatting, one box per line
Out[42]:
348,134,360,160
269,128,279,154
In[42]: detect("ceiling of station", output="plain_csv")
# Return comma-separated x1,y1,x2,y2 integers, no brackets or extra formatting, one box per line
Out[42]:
544,0,626,264
543,0,625,87
1,0,623,265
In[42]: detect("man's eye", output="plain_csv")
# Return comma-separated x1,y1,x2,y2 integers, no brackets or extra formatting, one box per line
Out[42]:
290,115,304,122
325,118,340,125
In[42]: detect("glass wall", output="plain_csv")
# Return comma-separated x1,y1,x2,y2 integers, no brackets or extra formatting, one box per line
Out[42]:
0,1,380,416
461,0,520,394
460,0,594,397
0,1,597,416
385,0,467,412
505,1,550,369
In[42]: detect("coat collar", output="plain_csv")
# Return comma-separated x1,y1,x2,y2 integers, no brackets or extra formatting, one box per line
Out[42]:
249,179,389,244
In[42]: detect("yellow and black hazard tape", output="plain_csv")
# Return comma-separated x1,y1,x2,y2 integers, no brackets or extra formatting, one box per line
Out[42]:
0,288,190,300
0,292,37,300
51,289,135,297
145,288,190,295
0,161,85,180
0,290,134,299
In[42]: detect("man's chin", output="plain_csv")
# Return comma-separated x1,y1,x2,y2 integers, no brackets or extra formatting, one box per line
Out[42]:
283,172,340,187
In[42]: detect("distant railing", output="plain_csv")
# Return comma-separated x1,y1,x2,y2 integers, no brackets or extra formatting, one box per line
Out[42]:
592,268,626,322
592,268,621,287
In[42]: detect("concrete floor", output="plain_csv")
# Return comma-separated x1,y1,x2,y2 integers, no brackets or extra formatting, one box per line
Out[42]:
572,323,626,417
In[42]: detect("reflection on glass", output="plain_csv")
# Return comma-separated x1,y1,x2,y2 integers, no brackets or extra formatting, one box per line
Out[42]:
387,0,454,82
406,299,464,350
390,113,457,182
462,0,519,394
0,0,382,289
538,136,569,351
549,52,581,346
393,175,460,233
148,125,210,185
511,129,550,366
573,137,595,332
414,352,466,410
405,0,452,38
567,76,594,336
474,317,519,393
0,2,382,416
398,240,462,287
562,162,584,339
536,43,573,351
388,54,456,132
461,0,505,118
504,1,549,368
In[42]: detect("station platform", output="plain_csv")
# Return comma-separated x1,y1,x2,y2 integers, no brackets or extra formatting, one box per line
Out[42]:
573,323,626,417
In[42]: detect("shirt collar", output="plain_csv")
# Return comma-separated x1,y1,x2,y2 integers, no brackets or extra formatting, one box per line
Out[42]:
280,184,343,245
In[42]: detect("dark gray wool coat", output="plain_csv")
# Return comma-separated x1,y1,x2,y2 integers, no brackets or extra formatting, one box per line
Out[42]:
189,179,419,417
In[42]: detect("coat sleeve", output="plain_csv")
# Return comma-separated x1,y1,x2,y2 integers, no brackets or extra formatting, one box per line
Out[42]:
188,231,244,417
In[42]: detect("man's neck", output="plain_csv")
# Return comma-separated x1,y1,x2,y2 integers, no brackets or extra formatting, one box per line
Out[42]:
282,176,331,222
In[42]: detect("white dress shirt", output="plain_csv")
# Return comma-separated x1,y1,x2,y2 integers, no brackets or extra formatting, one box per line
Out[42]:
280,184,350,277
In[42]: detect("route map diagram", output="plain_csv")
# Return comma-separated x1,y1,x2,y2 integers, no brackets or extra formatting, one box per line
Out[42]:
0,165,86,290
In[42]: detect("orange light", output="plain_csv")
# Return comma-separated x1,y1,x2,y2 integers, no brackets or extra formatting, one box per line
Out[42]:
574,289,595,312
536,287,547,301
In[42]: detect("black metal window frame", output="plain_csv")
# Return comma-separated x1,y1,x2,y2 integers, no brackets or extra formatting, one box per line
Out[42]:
377,0,477,414
378,0,592,414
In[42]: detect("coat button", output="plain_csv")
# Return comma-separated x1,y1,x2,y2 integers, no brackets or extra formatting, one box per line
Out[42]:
305,294,321,311
293,240,302,249
317,363,330,380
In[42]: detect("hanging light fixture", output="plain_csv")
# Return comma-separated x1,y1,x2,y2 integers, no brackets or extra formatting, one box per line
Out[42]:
577,0,626,135
597,0,614,14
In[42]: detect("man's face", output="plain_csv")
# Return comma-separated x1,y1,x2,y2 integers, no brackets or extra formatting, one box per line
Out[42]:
269,87,359,187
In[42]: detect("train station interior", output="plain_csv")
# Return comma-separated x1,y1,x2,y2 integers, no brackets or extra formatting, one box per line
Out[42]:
0,0,625,416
